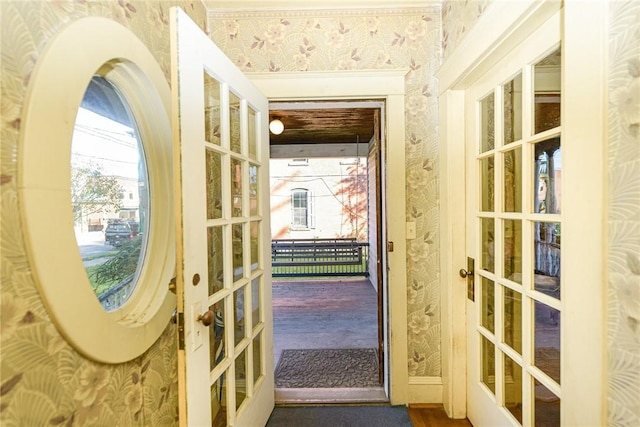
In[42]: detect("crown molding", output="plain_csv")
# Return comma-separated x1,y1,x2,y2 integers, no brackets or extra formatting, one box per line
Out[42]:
204,0,440,17
247,69,409,98
436,0,561,94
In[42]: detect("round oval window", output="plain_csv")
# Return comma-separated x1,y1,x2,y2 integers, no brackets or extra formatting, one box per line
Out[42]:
19,16,175,363
72,76,149,311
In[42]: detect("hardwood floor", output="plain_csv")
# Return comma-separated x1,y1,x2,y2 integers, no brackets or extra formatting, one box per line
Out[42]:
272,278,378,369
272,279,474,423
273,278,382,403
409,405,473,426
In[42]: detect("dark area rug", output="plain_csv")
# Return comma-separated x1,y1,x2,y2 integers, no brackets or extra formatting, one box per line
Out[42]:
266,405,412,427
275,348,379,388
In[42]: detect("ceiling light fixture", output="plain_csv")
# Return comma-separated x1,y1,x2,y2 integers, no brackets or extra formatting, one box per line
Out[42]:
269,118,284,135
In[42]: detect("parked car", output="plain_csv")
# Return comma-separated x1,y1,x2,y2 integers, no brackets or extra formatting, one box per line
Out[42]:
105,221,135,246
126,220,140,237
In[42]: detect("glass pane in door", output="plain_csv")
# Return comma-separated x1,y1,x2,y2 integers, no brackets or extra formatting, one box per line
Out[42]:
250,221,259,272
253,334,262,384
209,300,225,371
534,301,561,384
504,147,522,212
534,221,561,299
503,73,523,144
211,375,225,426
481,277,495,333
248,107,257,160
249,164,259,217
206,149,222,219
231,158,243,217
480,218,495,273
251,278,261,328
534,379,560,427
503,287,522,354
481,334,496,394
480,93,495,152
504,219,522,283
480,156,495,212
230,92,242,154
534,138,562,214
534,48,561,134
504,354,523,424
235,349,248,410
234,286,246,346
204,72,221,145
208,226,224,295
232,223,244,281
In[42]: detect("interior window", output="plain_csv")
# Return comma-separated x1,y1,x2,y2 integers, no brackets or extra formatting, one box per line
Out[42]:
71,76,149,311
20,15,174,363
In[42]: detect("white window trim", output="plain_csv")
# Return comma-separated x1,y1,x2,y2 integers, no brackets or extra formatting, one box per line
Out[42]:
18,17,175,364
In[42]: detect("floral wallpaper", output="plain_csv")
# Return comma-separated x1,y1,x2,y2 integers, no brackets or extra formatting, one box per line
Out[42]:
607,0,640,425
3,0,635,422
206,6,443,377
0,1,205,426
441,0,491,60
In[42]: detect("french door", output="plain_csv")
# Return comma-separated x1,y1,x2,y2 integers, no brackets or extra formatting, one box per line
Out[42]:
171,7,274,426
465,12,563,427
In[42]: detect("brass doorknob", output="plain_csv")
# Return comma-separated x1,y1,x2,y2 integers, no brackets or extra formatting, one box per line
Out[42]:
197,310,214,327
459,268,473,278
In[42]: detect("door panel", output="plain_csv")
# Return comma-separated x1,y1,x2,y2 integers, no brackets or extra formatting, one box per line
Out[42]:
171,7,274,426
466,12,561,427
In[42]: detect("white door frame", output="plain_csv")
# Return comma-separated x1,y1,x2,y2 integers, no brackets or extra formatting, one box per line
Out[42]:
437,0,606,423
249,70,410,405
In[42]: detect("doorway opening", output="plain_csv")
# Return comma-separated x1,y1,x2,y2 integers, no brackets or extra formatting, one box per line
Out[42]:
268,100,387,403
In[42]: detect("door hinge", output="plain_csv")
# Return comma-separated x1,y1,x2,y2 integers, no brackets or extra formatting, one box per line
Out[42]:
175,310,185,350
387,241,394,252
168,277,177,294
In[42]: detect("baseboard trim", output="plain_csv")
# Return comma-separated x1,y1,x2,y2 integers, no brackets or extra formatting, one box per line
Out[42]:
408,376,442,404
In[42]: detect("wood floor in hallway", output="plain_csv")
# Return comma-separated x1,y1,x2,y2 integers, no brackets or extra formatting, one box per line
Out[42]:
409,405,473,426
272,278,383,403
272,278,473,424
